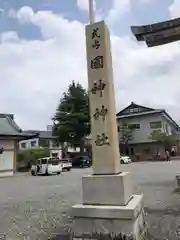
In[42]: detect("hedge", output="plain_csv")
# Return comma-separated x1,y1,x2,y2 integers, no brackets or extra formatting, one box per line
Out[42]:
16,148,50,172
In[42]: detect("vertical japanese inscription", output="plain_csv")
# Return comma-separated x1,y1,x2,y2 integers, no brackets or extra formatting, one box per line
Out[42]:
91,56,104,69
92,27,101,49
90,26,110,147
95,133,110,147
91,79,106,97
93,105,108,121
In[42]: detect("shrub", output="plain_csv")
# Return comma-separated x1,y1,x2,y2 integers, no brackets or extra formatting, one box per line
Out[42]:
16,148,50,171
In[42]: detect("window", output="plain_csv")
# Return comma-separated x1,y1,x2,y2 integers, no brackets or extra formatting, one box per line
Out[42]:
128,124,140,129
41,158,47,164
48,157,60,165
117,126,120,132
21,142,26,149
125,148,129,155
165,124,168,133
52,152,58,157
37,159,41,165
39,139,49,147
61,160,70,163
129,108,140,113
31,141,37,148
150,121,162,129
131,148,134,155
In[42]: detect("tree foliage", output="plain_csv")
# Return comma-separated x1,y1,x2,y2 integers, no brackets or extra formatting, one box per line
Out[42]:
52,81,90,149
120,122,135,145
16,148,50,171
149,130,177,149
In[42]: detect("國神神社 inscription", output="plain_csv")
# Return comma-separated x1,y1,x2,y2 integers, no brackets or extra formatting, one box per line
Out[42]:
91,79,106,97
91,56,104,69
95,133,110,147
86,21,121,174
93,105,108,121
91,80,106,97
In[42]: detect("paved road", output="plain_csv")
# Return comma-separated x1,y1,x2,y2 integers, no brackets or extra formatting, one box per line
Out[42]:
0,162,180,239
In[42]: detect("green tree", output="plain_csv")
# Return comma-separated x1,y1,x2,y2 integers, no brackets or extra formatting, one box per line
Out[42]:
16,148,50,171
119,121,135,154
53,81,90,154
149,130,177,150
150,130,177,150
120,122,134,145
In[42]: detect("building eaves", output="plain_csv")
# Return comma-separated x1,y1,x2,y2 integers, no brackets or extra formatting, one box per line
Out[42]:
23,130,57,139
162,110,180,131
116,110,164,119
38,131,57,139
0,132,38,139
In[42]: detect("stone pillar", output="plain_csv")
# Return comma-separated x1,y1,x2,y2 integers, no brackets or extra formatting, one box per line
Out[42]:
86,21,120,175
72,21,145,240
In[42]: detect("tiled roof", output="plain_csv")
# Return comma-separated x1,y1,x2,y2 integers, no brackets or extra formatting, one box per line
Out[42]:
23,130,57,139
116,109,164,119
116,102,156,117
0,117,19,135
0,114,37,139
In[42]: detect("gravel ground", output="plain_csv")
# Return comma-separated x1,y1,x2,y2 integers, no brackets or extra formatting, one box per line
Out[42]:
0,161,180,239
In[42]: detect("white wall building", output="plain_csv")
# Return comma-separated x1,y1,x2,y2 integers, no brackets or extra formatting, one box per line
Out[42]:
0,114,36,177
116,102,180,160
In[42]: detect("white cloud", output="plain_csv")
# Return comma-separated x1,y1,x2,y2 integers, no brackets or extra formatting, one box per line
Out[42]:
77,0,96,12
16,5,34,24
1,31,19,42
169,0,180,18
9,6,34,24
106,0,131,26
3,3,180,130
76,0,133,25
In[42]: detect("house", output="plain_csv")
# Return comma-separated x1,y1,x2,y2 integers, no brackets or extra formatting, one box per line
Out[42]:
19,125,63,158
19,125,90,158
0,114,37,177
116,102,180,160
19,125,58,149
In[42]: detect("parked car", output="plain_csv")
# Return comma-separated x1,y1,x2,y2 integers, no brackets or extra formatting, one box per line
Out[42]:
61,159,72,171
120,155,131,164
72,155,92,168
31,157,62,176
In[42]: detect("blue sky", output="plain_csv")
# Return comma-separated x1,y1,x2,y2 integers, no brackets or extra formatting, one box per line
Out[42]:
0,0,180,129
0,0,174,39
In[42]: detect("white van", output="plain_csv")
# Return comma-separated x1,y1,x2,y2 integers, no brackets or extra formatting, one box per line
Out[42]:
31,157,62,176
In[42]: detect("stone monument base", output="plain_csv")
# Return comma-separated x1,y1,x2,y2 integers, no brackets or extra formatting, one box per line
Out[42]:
72,194,144,239
82,172,132,206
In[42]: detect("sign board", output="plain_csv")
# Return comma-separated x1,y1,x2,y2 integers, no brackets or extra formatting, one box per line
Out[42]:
131,17,180,47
